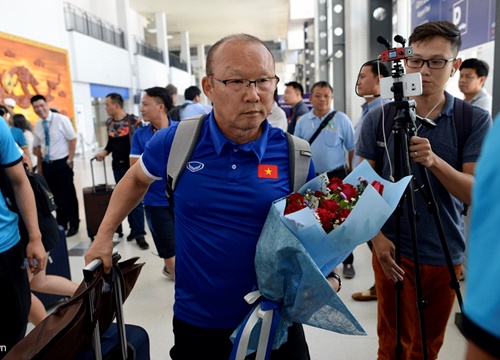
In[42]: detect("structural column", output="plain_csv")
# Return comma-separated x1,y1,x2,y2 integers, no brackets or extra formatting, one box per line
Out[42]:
115,0,137,113
155,12,170,68
180,31,191,76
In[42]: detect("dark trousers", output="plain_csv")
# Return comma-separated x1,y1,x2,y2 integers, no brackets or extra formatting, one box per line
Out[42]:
322,165,353,266
113,169,146,237
0,241,31,358
42,158,79,230
145,206,175,258
170,317,310,360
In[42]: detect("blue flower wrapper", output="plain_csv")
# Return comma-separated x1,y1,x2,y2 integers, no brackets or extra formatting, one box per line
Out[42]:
230,161,411,359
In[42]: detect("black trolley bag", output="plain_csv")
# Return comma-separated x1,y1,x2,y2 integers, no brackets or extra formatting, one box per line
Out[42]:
4,250,148,360
83,158,123,240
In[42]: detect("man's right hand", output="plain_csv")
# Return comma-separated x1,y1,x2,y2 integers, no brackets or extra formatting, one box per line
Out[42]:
372,232,405,282
95,151,107,161
84,234,114,273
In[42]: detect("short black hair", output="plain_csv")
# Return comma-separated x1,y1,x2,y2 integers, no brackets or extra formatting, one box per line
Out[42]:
364,60,390,78
184,86,201,101
0,105,7,117
409,21,462,56
144,86,173,113
30,94,47,104
285,81,304,97
460,58,489,78
310,81,333,95
106,93,124,108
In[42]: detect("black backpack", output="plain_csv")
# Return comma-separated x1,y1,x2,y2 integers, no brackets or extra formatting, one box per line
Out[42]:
0,165,61,252
168,103,189,121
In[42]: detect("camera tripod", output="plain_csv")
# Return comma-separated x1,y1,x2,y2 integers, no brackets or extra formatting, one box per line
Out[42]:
387,97,464,360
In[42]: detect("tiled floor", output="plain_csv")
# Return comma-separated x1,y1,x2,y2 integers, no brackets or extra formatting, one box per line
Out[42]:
33,153,468,359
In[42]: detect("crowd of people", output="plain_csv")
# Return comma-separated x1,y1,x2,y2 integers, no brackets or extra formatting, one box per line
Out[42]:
1,19,498,360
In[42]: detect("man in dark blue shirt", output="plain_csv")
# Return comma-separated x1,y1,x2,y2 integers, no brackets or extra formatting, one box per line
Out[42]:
85,34,320,359
283,81,309,134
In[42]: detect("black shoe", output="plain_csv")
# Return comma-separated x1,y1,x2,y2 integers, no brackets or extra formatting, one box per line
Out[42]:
126,231,137,241
162,266,174,280
343,264,355,279
66,227,78,237
136,237,149,250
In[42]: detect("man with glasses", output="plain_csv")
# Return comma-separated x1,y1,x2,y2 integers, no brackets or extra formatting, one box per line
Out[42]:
459,58,492,114
356,21,491,359
85,34,317,359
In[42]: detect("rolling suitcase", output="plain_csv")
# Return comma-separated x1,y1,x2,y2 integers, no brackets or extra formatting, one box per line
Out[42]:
32,226,72,309
4,250,147,360
75,250,150,360
83,158,123,240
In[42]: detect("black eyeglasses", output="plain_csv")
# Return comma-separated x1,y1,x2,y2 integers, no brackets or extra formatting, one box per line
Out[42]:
210,76,280,92
405,58,456,69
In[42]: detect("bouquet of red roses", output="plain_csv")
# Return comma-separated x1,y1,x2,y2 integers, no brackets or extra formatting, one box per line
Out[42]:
280,160,411,275
285,176,385,233
230,161,411,359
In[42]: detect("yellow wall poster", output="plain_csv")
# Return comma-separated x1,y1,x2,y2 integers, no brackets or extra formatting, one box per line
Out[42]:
0,32,75,126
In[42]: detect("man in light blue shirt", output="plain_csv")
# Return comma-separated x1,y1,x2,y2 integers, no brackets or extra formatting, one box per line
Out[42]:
459,58,492,115
463,114,500,359
294,81,355,177
179,85,209,120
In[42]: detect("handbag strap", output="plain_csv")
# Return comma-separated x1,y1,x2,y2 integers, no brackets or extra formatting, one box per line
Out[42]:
308,111,337,145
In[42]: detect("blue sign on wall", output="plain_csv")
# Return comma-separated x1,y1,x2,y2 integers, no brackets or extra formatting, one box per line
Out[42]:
90,84,129,99
411,0,495,50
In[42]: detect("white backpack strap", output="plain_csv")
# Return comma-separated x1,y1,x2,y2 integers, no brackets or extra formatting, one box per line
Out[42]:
286,133,312,192
166,114,206,199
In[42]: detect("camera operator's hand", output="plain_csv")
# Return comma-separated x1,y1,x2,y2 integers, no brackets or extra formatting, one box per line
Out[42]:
372,231,405,282
409,136,435,168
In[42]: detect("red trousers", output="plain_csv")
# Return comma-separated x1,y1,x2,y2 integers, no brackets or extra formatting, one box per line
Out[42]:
373,253,461,360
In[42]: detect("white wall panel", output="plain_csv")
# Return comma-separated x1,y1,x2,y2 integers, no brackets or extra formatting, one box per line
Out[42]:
1,0,69,50
68,31,131,88
71,81,96,152
135,55,169,90
169,67,195,103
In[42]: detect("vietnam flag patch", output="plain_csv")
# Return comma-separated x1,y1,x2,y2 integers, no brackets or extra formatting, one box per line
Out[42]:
258,164,278,179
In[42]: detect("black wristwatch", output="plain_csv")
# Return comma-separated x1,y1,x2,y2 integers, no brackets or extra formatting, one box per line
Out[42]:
327,272,342,292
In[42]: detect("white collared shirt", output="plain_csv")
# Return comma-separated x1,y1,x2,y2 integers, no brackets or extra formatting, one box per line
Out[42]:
33,111,77,161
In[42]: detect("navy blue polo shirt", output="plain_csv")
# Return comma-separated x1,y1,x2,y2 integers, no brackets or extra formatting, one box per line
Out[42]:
130,122,178,207
141,113,315,328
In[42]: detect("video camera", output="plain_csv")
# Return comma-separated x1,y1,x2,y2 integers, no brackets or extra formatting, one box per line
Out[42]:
377,35,423,100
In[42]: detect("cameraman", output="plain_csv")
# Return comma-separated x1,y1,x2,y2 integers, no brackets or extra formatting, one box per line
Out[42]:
356,21,491,359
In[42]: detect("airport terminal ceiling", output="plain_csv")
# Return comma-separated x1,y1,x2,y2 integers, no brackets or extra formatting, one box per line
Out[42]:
129,0,291,47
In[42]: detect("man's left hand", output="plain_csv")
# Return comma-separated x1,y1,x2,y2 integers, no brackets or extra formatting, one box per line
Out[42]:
409,135,435,168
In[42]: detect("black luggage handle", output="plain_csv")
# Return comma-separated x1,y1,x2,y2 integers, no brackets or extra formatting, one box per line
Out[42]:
84,249,129,360
90,157,109,194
